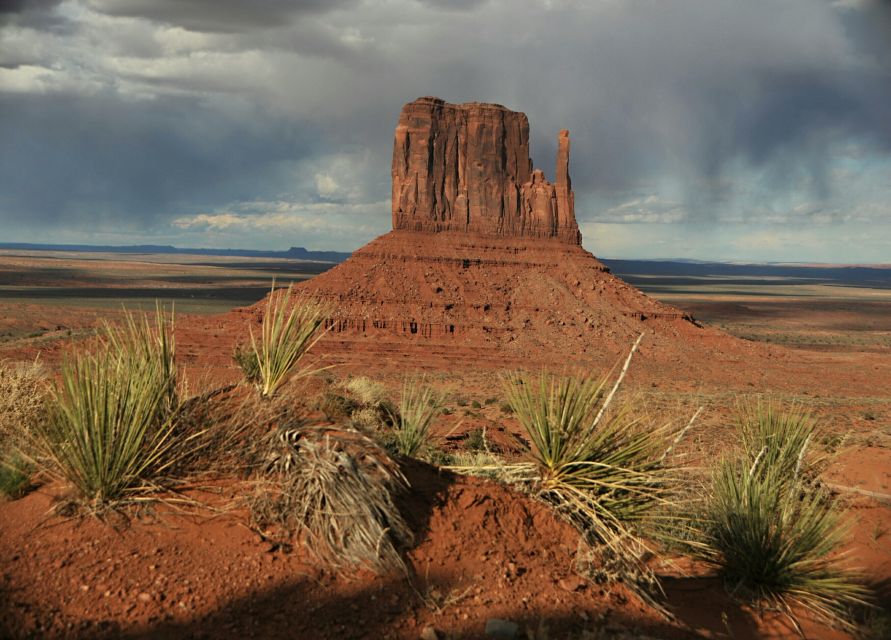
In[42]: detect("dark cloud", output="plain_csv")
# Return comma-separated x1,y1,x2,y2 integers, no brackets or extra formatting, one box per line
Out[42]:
416,0,489,11
0,0,889,258
86,0,358,33
0,0,68,30
0,93,321,231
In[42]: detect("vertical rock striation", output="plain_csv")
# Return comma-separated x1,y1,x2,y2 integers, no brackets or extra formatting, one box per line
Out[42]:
391,97,581,244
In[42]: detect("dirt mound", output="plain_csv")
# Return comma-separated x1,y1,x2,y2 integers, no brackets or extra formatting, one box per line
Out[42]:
0,463,673,640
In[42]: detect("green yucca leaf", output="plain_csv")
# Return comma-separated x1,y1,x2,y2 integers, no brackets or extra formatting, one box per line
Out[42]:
694,405,869,628
388,378,442,458
31,305,179,504
247,282,331,397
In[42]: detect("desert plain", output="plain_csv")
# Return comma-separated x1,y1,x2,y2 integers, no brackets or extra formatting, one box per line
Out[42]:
0,244,889,640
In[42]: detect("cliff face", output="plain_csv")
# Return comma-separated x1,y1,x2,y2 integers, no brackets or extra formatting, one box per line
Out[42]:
391,97,581,245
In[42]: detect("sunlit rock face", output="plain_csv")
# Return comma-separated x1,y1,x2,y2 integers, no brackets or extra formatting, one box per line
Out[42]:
391,97,581,245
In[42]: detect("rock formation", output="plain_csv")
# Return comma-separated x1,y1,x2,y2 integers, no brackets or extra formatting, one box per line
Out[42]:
392,97,581,245
254,97,720,370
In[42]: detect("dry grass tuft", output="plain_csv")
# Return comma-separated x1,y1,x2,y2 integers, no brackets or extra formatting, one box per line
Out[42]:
0,359,49,496
250,425,413,573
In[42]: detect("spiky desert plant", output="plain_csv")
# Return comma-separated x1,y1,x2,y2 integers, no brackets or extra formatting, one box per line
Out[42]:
388,378,443,458
502,336,673,546
695,406,868,628
251,426,413,573
29,307,180,505
737,401,824,485
247,283,330,397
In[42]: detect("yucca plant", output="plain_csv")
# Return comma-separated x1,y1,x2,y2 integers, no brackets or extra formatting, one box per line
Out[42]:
246,283,330,398
30,307,179,505
737,401,824,485
695,405,868,628
503,371,671,548
388,378,443,458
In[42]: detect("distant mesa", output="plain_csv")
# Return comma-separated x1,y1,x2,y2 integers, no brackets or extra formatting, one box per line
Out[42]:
392,97,581,244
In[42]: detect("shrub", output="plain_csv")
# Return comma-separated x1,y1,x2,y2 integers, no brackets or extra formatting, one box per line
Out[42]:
233,344,260,384
693,405,868,628
0,454,32,498
465,427,487,452
388,378,443,458
499,402,513,414
316,391,359,421
245,283,330,397
502,367,671,548
0,359,48,497
470,400,482,409
342,376,388,407
29,308,180,505
250,426,412,572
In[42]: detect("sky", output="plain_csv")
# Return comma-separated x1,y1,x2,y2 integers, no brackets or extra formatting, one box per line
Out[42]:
1,0,890,263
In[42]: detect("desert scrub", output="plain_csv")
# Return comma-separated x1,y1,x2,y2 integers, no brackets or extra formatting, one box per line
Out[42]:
0,359,48,497
250,426,412,572
241,283,330,397
29,308,181,505
387,378,443,458
500,336,685,598
341,376,388,407
692,404,868,628
503,337,674,538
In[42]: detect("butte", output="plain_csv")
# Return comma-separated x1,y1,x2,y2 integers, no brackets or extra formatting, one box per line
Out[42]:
283,97,758,375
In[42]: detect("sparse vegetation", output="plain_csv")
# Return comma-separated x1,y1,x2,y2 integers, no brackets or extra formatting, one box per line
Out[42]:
387,378,443,458
503,369,672,546
27,308,181,506
242,283,330,397
0,359,48,497
692,405,869,628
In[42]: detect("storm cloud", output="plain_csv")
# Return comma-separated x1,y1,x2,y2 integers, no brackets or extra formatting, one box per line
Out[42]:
0,0,889,261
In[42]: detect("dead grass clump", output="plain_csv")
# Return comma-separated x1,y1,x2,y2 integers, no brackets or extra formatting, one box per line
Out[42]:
250,426,413,573
341,376,388,406
0,359,49,496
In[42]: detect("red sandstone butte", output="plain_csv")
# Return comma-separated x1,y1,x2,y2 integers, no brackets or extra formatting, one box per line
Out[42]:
276,96,742,370
392,97,581,245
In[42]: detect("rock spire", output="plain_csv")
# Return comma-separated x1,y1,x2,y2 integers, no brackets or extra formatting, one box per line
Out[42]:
391,97,581,244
